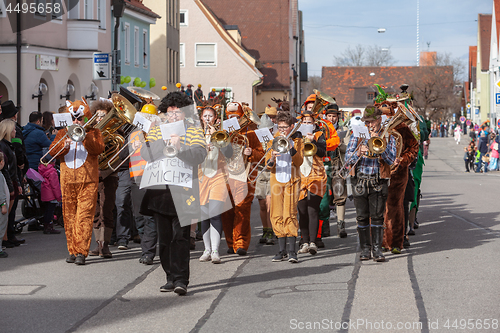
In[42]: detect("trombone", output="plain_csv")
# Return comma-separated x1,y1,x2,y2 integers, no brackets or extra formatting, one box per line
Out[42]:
40,112,100,166
106,131,147,172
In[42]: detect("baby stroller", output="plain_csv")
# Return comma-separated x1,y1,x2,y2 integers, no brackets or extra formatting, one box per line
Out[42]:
14,168,63,233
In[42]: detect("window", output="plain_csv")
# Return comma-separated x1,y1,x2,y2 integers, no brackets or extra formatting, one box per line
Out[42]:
367,92,375,101
134,27,139,66
124,23,130,64
97,0,105,28
195,43,216,67
180,10,188,26
52,0,63,20
35,0,46,16
84,0,92,19
143,30,148,67
179,43,185,67
68,0,79,19
0,0,6,17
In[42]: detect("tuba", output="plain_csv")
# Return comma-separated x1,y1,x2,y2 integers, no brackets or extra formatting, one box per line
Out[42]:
97,94,138,170
310,89,336,116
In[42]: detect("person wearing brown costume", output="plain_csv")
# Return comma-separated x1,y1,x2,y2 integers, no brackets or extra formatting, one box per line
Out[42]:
50,99,105,265
376,88,419,254
221,102,264,255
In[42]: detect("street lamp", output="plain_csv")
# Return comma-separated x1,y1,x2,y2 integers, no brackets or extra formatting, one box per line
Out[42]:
32,82,48,112
85,82,99,100
60,83,75,100
112,0,126,91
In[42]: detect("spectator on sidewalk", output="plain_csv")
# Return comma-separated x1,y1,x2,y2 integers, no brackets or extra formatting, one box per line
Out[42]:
39,156,62,234
476,132,489,173
488,140,499,171
0,152,10,258
23,112,53,171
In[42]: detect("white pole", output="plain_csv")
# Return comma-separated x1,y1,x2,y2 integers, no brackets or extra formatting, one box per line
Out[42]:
416,0,420,66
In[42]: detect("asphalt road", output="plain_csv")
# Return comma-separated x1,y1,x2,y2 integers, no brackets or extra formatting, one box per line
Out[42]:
1,135,499,333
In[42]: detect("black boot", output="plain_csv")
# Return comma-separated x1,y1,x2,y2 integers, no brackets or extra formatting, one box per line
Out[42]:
357,227,372,260
272,237,288,262
287,237,298,263
371,226,385,262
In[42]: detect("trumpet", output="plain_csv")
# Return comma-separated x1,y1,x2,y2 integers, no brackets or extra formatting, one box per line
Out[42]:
303,137,317,156
163,139,178,157
248,120,302,183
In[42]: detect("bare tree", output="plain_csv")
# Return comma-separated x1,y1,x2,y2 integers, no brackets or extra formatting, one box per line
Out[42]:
366,45,396,67
409,65,456,121
333,44,396,67
333,44,365,66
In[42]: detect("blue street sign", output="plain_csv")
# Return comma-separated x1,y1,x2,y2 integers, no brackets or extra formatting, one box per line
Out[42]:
496,93,500,104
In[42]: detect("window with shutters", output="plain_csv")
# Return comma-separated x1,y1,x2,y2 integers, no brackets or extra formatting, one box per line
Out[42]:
195,43,216,67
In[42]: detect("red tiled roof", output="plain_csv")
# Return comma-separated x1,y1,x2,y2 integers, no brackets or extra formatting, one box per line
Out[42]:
321,66,453,108
201,0,291,90
479,14,492,72
125,0,161,19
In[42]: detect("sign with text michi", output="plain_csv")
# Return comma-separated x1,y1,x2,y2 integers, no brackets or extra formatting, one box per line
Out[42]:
140,157,193,189
93,53,110,80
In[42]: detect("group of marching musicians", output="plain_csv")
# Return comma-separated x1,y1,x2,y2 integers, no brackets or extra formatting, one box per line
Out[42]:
52,83,426,296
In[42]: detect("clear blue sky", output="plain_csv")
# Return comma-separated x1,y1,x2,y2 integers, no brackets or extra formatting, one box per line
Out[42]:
300,0,492,77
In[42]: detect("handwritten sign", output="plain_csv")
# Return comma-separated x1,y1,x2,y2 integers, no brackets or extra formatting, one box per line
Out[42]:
133,113,152,133
351,125,370,139
140,157,193,189
298,124,314,136
53,113,73,128
160,120,186,140
222,117,240,133
254,128,273,144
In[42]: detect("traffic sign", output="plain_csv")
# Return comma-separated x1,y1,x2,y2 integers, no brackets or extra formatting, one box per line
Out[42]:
93,52,110,80
496,79,500,89
496,93,500,104
466,119,471,126
466,103,471,108
474,124,480,131
460,116,466,123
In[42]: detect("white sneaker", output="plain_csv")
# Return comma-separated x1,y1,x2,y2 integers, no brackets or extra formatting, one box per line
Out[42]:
211,250,221,264
309,242,318,255
199,250,211,262
298,243,309,254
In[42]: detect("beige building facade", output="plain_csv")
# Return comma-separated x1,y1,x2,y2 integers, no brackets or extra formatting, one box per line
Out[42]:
178,0,262,109
0,1,112,123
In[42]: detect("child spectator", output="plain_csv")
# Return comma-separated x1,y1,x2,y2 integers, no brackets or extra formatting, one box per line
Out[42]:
38,156,62,234
0,152,10,257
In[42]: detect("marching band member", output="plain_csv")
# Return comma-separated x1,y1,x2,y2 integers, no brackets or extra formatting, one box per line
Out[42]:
50,99,105,265
302,95,339,248
140,91,206,295
296,111,327,255
255,106,278,245
89,99,117,259
267,112,303,263
322,104,348,238
344,106,397,262
221,102,264,255
198,105,233,263
375,89,419,254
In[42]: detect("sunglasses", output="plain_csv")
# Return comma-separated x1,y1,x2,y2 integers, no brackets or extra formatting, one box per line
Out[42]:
72,116,84,121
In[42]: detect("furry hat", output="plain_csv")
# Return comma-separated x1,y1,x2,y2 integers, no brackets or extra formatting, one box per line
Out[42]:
226,102,244,117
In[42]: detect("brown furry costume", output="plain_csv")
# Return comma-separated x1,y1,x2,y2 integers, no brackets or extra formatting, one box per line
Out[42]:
382,122,418,250
50,99,104,257
221,103,264,252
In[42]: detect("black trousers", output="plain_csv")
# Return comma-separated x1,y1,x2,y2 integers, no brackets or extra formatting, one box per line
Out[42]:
155,213,190,286
351,177,388,227
297,192,322,243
